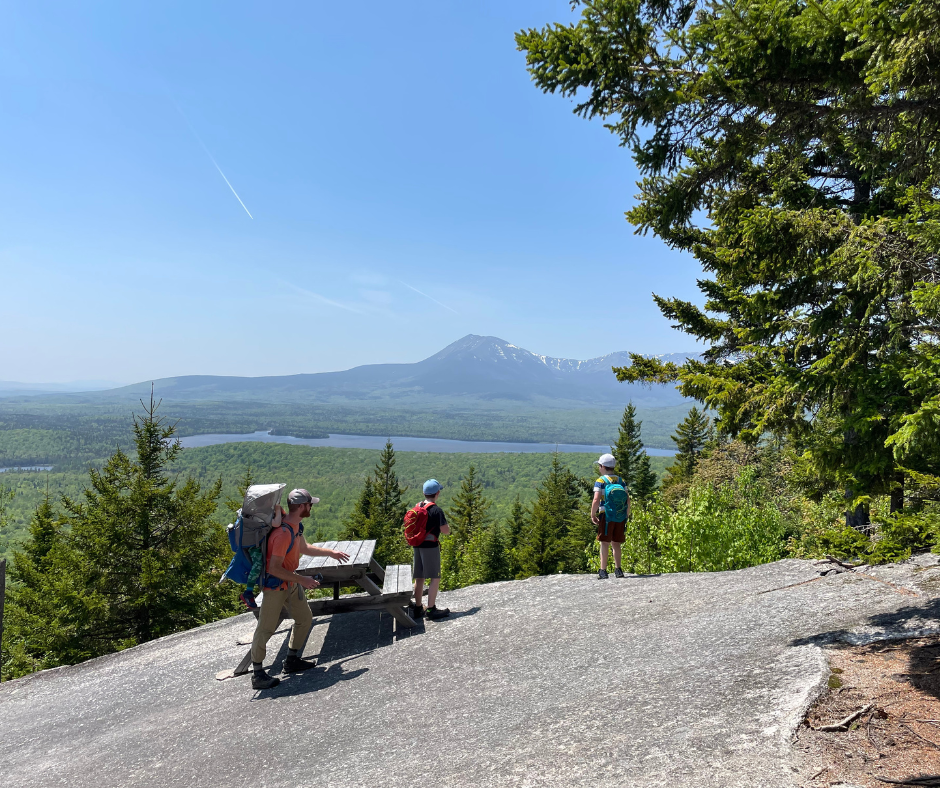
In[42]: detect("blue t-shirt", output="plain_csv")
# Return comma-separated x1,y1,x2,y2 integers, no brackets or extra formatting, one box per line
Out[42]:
594,474,626,513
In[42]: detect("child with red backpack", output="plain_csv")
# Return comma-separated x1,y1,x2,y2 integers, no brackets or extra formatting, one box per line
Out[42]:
403,479,451,619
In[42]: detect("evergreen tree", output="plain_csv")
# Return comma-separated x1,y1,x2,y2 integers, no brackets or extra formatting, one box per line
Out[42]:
442,465,492,587
448,466,491,550
611,402,658,500
461,522,510,586
517,0,940,523
341,441,408,566
632,453,659,502
611,404,644,487
516,454,588,577
503,496,527,579
0,483,13,529
373,440,407,527
3,399,233,679
2,494,65,678
664,407,712,489
56,395,230,654
342,476,375,534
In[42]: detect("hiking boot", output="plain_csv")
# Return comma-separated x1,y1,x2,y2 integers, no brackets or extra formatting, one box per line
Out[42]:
598,569,609,579
239,590,258,609
614,568,625,579
426,606,450,620
283,655,317,673
412,604,425,618
251,670,280,690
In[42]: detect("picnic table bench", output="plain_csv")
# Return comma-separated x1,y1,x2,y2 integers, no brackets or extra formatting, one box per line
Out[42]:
220,539,417,680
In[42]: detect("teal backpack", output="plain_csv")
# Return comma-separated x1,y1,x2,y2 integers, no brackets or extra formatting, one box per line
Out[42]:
601,475,630,523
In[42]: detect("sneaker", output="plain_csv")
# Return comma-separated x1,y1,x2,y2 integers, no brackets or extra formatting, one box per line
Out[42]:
283,655,317,673
239,590,258,609
413,604,425,618
598,569,609,579
426,606,450,620
614,568,625,579
251,670,280,690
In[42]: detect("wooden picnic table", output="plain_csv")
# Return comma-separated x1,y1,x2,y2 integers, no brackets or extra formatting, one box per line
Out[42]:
220,539,416,680
296,539,417,629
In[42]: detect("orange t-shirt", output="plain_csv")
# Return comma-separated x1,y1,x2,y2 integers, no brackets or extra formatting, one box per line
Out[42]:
266,524,303,591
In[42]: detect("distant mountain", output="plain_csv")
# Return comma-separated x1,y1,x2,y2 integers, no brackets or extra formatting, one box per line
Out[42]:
14,336,697,409
0,379,123,397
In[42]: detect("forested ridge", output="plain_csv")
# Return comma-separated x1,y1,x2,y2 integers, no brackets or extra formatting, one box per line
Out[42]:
0,400,688,469
0,443,669,559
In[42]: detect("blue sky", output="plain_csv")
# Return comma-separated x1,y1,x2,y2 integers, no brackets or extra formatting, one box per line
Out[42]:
0,2,705,384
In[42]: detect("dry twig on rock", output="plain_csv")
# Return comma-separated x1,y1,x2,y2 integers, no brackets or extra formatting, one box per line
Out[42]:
813,703,874,731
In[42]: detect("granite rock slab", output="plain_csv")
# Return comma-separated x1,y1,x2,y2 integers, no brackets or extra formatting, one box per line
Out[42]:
2,556,939,788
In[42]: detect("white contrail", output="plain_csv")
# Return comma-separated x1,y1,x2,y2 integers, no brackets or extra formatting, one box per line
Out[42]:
205,151,253,219
279,280,365,314
172,101,253,219
402,282,458,313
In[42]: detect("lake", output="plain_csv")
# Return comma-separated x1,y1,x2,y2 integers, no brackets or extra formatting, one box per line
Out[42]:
178,431,675,456
0,465,53,473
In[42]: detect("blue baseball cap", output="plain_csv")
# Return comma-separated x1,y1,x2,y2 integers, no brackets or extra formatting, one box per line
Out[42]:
422,479,443,495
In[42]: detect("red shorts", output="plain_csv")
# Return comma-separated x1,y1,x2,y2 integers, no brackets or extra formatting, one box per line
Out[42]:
596,511,626,543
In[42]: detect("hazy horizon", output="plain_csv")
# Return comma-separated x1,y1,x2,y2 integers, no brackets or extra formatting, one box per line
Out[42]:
1,335,699,388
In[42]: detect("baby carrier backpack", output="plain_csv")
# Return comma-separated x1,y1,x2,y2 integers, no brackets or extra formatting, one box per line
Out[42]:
222,483,287,587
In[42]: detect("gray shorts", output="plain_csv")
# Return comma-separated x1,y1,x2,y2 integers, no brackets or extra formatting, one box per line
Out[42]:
413,546,441,579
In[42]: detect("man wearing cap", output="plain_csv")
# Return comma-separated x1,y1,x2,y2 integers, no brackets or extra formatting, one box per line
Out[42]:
590,454,631,579
249,488,351,690
412,479,451,620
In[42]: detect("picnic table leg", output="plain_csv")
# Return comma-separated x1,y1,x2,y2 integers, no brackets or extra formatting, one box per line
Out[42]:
354,574,383,596
369,557,386,582
333,582,340,600
233,648,253,676
385,604,417,629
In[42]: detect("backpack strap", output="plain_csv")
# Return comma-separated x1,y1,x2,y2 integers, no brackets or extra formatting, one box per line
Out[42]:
259,524,299,590
282,523,298,554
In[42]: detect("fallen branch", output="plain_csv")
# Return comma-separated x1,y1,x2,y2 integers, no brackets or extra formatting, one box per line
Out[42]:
875,777,940,786
819,555,861,569
813,703,873,731
902,722,940,751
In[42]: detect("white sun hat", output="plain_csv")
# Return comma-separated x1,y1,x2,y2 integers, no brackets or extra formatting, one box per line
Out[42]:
597,453,616,468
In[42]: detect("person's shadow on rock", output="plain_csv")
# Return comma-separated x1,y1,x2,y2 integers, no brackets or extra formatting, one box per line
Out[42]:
250,656,369,701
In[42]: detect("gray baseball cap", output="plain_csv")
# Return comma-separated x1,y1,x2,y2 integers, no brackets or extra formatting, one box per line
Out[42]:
288,488,320,505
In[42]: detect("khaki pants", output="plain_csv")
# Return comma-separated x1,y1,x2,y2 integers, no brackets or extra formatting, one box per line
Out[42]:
250,583,313,664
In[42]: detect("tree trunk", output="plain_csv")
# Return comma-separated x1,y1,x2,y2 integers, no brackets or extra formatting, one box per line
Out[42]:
890,471,905,514
845,497,871,530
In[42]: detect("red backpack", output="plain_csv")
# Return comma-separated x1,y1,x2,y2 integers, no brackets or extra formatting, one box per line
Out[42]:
403,501,433,546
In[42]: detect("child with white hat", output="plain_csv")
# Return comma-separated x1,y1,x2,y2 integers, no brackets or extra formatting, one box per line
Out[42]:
590,453,631,579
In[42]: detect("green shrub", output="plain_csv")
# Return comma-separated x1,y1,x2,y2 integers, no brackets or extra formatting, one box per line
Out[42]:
868,507,940,564
604,469,789,574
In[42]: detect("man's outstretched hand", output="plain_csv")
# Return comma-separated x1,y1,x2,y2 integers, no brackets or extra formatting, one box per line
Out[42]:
331,550,351,563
